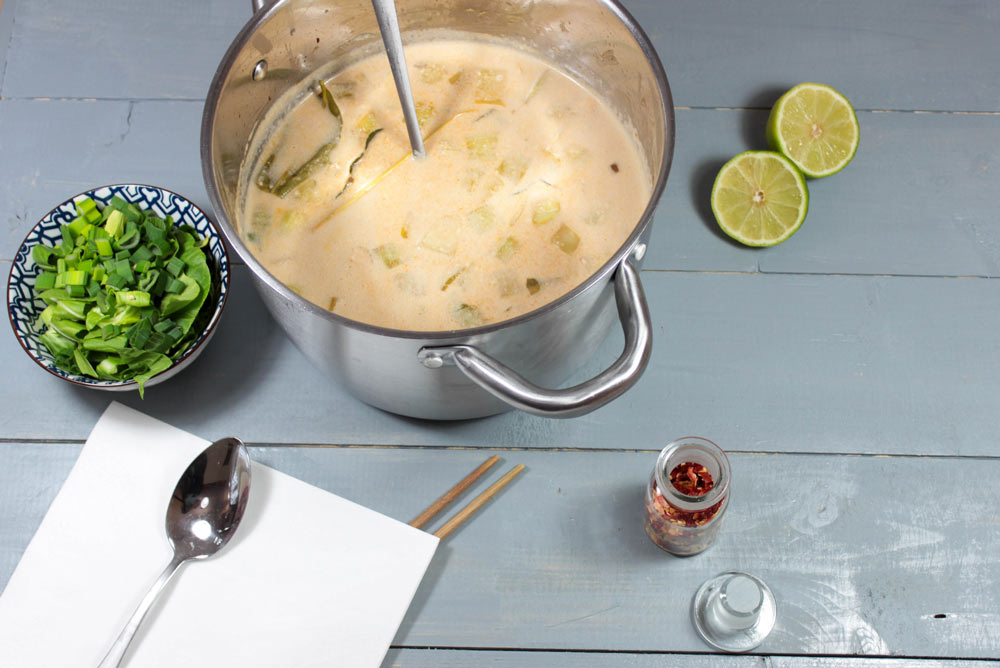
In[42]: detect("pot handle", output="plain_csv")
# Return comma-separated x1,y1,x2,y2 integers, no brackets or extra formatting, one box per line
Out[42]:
417,258,652,418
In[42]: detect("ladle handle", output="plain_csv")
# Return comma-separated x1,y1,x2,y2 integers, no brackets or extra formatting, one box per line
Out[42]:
418,258,652,418
371,0,426,158
97,555,186,668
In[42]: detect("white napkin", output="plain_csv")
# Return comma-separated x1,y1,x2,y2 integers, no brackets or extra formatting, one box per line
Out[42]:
0,402,439,667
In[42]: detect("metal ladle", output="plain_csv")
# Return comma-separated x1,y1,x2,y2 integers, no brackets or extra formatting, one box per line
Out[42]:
371,0,426,158
97,437,252,668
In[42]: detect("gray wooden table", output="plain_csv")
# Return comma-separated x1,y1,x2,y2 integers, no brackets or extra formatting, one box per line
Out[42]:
2,0,999,665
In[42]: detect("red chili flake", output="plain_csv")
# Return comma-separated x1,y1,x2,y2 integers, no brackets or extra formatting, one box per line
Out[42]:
610,162,620,173
669,461,713,497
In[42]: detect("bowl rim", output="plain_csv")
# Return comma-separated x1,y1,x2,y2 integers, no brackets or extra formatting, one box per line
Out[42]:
6,183,231,390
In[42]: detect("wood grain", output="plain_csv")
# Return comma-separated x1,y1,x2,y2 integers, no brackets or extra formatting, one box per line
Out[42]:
3,0,1000,664
432,464,525,539
3,444,998,658
383,651,998,667
2,265,997,458
4,0,1000,113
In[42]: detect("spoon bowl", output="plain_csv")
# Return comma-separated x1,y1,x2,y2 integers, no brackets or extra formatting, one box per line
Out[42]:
167,437,251,560
97,438,251,667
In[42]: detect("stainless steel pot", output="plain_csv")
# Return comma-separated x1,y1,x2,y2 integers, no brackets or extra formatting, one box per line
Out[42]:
201,0,674,420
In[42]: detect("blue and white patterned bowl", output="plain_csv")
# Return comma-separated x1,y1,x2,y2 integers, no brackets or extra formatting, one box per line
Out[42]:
7,184,230,392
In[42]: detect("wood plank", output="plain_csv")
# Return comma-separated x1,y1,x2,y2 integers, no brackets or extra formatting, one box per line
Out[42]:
624,0,1000,112
0,99,209,261
384,649,762,666
3,445,999,657
4,0,1000,114
658,109,1000,277
4,100,1000,281
3,266,999,457
0,0,16,96
384,651,997,667
2,0,244,100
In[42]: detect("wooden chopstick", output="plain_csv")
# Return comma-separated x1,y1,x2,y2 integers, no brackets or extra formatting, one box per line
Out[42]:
433,464,526,540
409,455,500,529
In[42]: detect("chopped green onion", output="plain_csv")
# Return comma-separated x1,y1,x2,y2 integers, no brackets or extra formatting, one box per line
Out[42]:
105,210,126,239
165,256,185,277
94,239,114,257
76,197,102,224
28,195,218,397
34,272,56,290
32,245,59,270
131,245,154,265
117,290,151,307
63,270,88,286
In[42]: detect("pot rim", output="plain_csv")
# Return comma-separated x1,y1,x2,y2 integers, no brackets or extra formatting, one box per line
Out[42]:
200,0,674,342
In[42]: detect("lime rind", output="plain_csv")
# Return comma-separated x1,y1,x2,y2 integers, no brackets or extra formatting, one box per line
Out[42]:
710,150,809,247
766,82,859,178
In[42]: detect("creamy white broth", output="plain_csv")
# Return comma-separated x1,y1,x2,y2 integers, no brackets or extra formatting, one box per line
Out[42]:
240,39,651,331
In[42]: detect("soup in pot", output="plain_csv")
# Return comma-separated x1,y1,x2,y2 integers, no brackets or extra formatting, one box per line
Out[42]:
240,39,651,331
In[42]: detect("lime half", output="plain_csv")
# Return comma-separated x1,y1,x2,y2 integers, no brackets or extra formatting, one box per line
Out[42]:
711,151,808,247
766,83,859,178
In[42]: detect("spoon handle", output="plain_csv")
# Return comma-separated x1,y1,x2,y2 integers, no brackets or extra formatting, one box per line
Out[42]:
97,555,186,668
371,0,426,158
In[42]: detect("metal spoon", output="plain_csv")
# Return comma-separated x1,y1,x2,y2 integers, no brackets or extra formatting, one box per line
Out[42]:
371,0,426,158
97,437,252,668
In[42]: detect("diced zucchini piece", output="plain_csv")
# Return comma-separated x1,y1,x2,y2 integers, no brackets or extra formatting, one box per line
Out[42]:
526,278,541,294
394,272,425,296
496,236,520,261
551,224,580,254
448,71,463,85
474,69,507,105
375,244,402,268
415,101,435,128
532,198,561,225
419,219,458,256
278,210,306,228
453,303,484,328
356,110,378,138
462,169,484,191
496,272,519,297
465,205,495,232
466,134,498,160
482,175,503,195
419,63,447,84
497,157,527,182
328,297,338,311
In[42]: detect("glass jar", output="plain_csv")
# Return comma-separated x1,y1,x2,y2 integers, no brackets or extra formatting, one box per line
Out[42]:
644,437,731,556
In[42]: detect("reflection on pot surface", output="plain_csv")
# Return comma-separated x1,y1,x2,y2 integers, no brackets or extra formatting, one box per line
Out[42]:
239,39,652,332
202,0,674,419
